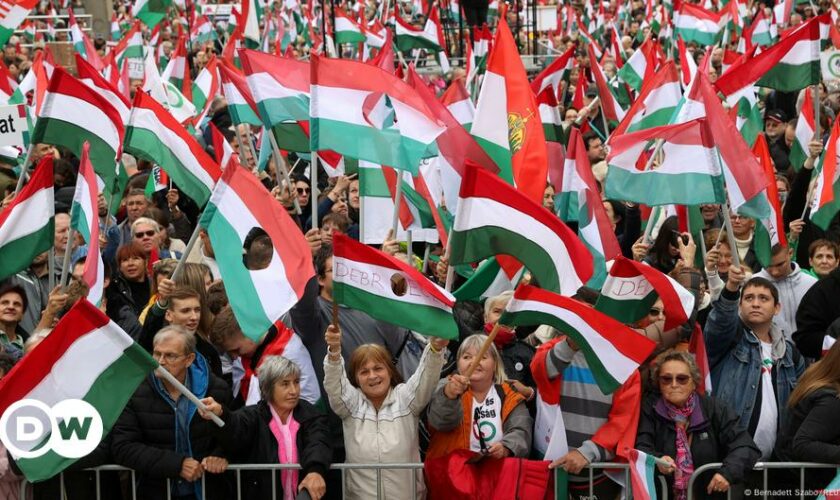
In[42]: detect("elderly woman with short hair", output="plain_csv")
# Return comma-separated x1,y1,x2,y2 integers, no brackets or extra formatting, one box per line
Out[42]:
636,350,760,500
200,356,332,500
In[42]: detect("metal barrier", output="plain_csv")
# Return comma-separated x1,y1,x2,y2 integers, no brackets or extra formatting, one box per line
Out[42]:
21,461,675,500
686,462,840,500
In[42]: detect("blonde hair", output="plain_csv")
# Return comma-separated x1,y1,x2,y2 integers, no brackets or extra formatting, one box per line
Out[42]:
457,334,507,383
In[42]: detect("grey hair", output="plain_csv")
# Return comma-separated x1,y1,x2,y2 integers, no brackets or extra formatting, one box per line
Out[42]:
652,349,702,388
153,325,196,355
484,290,514,321
257,356,301,403
23,329,51,354
131,217,161,233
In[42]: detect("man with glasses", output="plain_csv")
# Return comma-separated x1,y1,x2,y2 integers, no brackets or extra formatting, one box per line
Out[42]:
112,325,232,500
705,269,804,463
119,189,151,246
132,217,182,259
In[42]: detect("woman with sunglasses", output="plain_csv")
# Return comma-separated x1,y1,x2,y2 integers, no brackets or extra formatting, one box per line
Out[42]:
636,349,759,500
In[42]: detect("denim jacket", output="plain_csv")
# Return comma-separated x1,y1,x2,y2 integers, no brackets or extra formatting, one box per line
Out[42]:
704,289,805,433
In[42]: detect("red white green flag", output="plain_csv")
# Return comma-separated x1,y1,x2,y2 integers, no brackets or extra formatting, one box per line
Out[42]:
627,449,659,500
0,157,53,280
310,54,446,175
449,164,592,296
70,142,104,305
790,86,816,171
125,92,222,207
613,60,681,136
332,233,458,339
811,116,840,230
199,159,315,340
595,256,695,331
218,58,263,126
752,135,788,267
500,285,656,394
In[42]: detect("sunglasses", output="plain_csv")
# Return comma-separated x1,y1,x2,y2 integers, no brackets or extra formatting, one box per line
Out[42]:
659,374,691,385
135,230,156,238
297,187,310,194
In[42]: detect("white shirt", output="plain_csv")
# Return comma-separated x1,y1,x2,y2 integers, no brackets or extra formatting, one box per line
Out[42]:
470,385,504,453
753,341,778,460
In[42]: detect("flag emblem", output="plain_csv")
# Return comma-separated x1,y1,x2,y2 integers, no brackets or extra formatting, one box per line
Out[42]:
508,109,532,154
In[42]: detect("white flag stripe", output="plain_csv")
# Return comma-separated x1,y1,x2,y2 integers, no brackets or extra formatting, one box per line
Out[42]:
0,187,53,244
41,93,121,151
333,257,453,310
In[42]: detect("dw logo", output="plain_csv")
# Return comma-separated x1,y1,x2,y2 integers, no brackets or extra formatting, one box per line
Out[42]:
0,399,103,459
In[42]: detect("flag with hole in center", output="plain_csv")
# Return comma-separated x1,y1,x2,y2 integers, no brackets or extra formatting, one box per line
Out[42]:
332,233,458,339
199,159,315,340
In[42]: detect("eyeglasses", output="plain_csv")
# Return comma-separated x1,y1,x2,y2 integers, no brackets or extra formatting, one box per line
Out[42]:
135,230,156,238
297,187,310,194
659,374,692,385
649,308,664,317
153,352,186,363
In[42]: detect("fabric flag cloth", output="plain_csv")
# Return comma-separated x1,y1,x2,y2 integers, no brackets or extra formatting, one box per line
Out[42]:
752,135,788,267
30,68,124,190
470,18,548,203
440,78,474,131
688,323,713,394
790,86,816,171
143,164,169,198
674,3,725,46
199,160,314,341
310,54,445,175
74,54,131,126
0,299,157,482
816,470,840,500
452,256,525,302
0,0,38,45
612,60,681,137
715,15,821,94
132,0,171,28
240,49,309,125
536,86,564,143
617,39,658,92
606,119,725,206
125,91,222,207
554,128,598,222
192,57,220,126
530,45,576,99
332,233,458,340
209,122,234,167
812,116,840,230
587,44,625,125
449,164,592,296
577,188,622,289
627,449,658,500
218,59,263,126
0,157,54,280
500,285,657,394
595,256,695,331
70,143,105,305
334,8,365,44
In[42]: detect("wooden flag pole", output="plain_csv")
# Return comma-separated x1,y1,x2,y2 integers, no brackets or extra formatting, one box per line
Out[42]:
13,144,35,195
267,131,303,215
721,199,742,269
59,228,76,289
171,223,203,283
463,323,500,378
390,177,404,236
155,367,225,427
331,298,339,327
311,156,320,230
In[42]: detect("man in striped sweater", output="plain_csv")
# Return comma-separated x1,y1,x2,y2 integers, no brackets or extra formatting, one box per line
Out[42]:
531,336,642,500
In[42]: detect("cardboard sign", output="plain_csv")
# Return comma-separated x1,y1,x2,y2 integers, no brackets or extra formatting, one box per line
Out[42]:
0,105,27,149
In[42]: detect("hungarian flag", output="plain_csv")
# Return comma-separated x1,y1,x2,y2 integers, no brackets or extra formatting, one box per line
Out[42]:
240,49,309,126
0,0,38,45
143,164,169,198
162,35,193,102
674,3,725,46
500,285,656,394
617,39,658,92
627,449,658,500
440,78,474,130
449,164,592,296
218,59,263,126
31,68,124,190
613,60,681,137
333,233,458,340
595,256,696,331
199,160,315,340
790,86,816,171
578,188,622,289
192,57,221,126
555,128,598,223
125,91,222,207
394,9,449,72
68,8,103,70
529,45,575,99
587,44,625,125
688,324,712,394
0,157,53,280
677,36,698,87
606,119,726,206
109,21,144,66
0,299,157,482
452,256,525,302
811,116,840,231
75,54,130,127
209,122,234,167
240,0,260,46
752,135,788,267
536,86,563,144
334,7,365,44
470,17,548,203
132,0,170,28
715,15,821,94
70,143,105,305
310,54,446,175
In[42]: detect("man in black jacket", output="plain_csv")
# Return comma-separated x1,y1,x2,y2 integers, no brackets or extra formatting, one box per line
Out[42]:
111,325,232,500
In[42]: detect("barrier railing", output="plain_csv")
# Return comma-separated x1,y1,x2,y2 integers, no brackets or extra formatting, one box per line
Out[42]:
686,462,840,500
21,461,676,500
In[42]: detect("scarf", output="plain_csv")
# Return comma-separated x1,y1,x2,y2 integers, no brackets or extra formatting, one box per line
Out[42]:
484,322,515,349
664,392,696,500
269,405,300,500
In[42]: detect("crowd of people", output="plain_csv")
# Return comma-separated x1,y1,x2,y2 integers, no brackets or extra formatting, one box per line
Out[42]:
0,0,840,499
